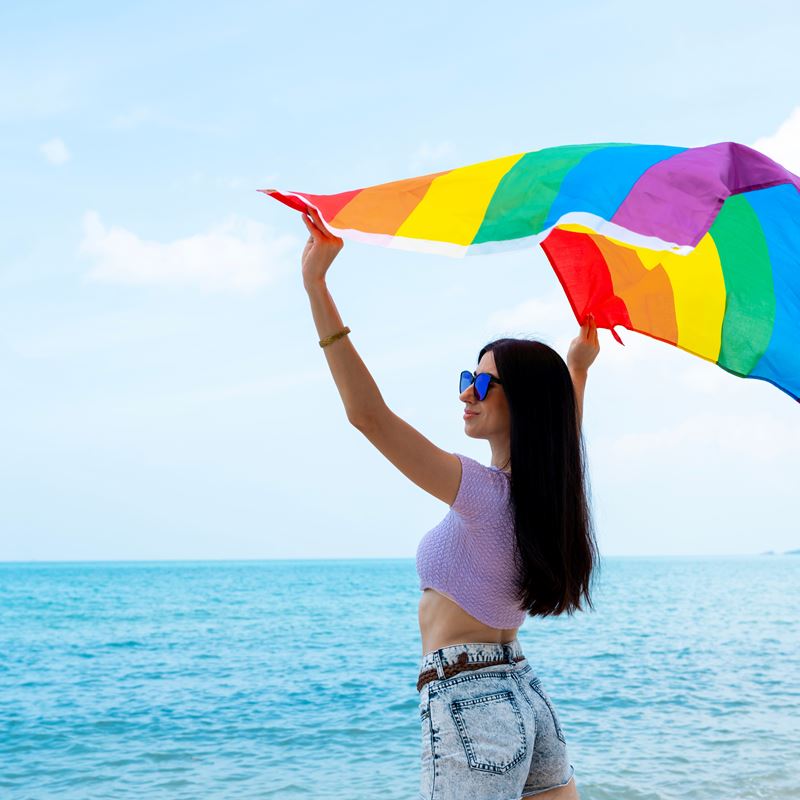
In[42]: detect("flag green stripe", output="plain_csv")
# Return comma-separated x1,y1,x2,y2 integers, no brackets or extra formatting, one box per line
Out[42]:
711,194,776,375
472,144,612,244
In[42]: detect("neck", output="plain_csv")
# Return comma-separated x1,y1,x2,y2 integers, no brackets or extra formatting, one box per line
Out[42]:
489,438,511,472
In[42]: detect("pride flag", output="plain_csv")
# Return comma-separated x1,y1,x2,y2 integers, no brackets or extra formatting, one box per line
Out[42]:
262,142,800,403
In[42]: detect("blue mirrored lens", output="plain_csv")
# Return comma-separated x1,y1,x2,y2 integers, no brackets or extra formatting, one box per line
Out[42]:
460,371,474,393
474,373,490,400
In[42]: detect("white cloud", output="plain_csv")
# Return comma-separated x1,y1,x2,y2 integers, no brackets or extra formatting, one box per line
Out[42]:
80,212,298,292
40,137,70,165
752,106,800,175
485,291,571,339
410,140,456,172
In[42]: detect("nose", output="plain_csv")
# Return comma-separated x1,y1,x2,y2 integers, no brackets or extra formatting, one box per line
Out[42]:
459,382,478,402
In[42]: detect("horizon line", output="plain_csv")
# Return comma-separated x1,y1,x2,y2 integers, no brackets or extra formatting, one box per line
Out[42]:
1,552,797,565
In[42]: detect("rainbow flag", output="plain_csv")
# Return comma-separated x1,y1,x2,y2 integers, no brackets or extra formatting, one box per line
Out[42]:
262,142,800,403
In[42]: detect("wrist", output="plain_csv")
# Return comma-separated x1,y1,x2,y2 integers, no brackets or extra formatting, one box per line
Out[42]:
568,364,588,377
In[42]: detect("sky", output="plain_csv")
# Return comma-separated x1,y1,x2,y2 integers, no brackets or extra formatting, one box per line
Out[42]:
1,1,799,561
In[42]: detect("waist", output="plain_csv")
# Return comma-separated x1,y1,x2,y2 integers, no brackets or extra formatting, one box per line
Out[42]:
417,638,526,693
419,588,522,651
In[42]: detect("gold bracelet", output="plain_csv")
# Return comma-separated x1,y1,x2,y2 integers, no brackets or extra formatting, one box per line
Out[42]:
319,326,351,348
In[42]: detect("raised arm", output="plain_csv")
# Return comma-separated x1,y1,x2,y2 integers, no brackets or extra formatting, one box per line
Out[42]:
566,314,599,428
569,367,588,428
300,207,462,506
301,207,385,424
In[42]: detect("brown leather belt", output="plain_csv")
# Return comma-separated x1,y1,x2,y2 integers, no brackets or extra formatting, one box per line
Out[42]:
417,650,526,692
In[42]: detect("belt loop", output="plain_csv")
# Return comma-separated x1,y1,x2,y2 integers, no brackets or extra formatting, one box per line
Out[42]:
502,643,513,664
432,649,447,679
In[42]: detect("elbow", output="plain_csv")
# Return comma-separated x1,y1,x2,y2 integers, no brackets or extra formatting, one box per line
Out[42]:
347,399,389,432
347,411,374,432
348,405,386,433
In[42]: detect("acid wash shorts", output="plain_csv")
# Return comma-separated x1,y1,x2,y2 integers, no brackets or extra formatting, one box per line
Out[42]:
417,638,574,800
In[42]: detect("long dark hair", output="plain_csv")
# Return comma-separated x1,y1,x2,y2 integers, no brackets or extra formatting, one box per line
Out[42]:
479,337,598,617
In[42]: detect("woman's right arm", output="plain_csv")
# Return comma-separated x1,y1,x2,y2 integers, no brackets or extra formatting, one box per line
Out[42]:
300,208,462,506
304,279,388,424
301,208,386,425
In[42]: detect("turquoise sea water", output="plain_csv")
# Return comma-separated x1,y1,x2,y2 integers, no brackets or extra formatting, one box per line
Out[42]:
1,557,798,799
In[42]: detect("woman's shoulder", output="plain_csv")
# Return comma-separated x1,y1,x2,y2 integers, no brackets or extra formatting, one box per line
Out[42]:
454,452,511,477
450,452,511,519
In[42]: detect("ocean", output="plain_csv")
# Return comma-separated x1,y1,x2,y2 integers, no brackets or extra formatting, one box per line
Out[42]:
1,556,798,799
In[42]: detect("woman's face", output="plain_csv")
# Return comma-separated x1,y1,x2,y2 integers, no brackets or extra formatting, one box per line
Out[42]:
459,350,510,440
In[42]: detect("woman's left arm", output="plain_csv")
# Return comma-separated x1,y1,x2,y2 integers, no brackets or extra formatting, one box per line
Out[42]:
569,367,588,428
567,315,599,428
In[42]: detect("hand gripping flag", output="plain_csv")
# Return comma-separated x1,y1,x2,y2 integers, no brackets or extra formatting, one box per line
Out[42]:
262,142,800,403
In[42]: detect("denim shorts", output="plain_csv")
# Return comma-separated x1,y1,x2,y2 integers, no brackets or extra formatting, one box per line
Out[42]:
417,638,574,800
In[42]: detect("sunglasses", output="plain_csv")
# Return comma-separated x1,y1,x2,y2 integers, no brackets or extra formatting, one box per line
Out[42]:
460,370,503,401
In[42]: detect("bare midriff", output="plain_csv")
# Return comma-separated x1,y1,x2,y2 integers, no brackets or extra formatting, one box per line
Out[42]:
418,587,520,656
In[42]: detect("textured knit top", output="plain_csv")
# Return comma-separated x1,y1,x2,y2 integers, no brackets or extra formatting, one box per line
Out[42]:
415,452,526,629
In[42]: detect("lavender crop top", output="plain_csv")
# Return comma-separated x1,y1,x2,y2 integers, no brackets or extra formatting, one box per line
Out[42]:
415,452,526,630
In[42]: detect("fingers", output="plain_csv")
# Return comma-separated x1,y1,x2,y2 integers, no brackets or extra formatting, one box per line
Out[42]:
587,319,598,344
304,206,345,250
302,211,332,245
302,212,321,238
580,313,599,346
306,206,334,239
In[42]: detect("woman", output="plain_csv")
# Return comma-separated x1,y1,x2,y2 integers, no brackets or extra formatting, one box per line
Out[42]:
301,206,599,800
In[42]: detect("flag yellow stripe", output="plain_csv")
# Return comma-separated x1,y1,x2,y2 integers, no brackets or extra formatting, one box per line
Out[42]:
633,233,725,360
395,154,525,245
557,223,725,359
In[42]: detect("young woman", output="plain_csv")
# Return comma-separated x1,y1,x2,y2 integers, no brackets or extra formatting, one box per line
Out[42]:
301,206,599,800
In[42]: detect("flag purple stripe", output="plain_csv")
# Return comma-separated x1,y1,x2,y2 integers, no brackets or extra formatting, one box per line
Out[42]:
611,142,800,247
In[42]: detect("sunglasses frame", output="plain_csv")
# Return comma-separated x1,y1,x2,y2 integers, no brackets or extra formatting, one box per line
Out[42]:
460,370,503,401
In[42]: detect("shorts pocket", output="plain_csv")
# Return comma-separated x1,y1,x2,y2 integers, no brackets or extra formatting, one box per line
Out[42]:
449,689,527,774
528,677,566,744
